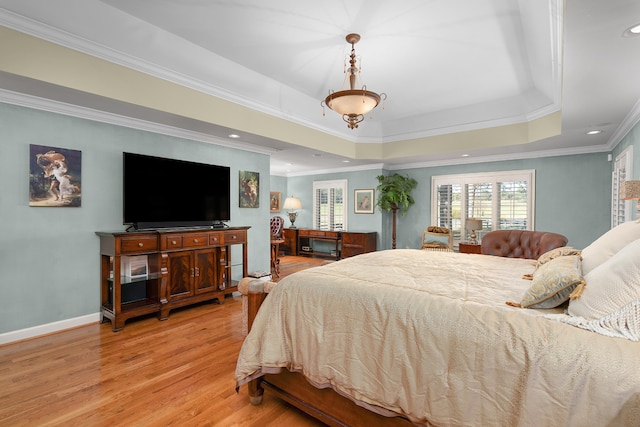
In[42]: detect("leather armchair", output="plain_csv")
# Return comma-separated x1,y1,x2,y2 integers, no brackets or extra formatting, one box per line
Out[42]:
480,230,568,260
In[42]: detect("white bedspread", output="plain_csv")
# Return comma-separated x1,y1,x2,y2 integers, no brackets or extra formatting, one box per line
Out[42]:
235,249,640,426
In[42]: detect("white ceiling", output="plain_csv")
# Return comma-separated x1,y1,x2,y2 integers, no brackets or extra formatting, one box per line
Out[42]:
1,0,640,175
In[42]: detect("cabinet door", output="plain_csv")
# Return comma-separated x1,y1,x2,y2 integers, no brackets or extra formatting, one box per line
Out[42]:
194,248,217,294
167,251,194,301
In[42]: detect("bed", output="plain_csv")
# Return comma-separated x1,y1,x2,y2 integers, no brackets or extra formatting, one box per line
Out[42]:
236,225,640,426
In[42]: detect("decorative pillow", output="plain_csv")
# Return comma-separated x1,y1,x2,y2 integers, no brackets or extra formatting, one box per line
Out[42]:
581,221,640,275
518,255,584,309
554,238,640,341
535,246,581,270
569,238,640,320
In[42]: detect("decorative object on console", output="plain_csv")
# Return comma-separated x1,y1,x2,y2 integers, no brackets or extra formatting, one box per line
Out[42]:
29,144,82,207
621,179,640,214
354,189,374,213
320,33,387,130
239,170,259,208
282,196,302,228
466,218,483,244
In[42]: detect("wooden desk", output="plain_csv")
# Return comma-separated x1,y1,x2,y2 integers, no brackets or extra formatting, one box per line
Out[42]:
282,228,299,256
296,229,377,260
298,229,341,259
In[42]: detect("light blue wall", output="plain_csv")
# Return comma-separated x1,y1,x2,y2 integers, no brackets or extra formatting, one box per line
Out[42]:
393,153,611,250
280,153,614,252
613,121,640,220
0,103,271,334
285,168,385,248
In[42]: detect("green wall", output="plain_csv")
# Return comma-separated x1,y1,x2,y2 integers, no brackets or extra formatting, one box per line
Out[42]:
0,103,271,335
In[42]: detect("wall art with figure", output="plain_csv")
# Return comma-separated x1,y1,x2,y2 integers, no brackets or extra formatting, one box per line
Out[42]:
239,170,259,208
29,144,82,207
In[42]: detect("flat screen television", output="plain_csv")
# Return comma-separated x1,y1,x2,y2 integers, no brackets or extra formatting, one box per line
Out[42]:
123,152,231,230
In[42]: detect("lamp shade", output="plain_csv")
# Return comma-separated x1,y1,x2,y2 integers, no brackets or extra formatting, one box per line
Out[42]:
621,180,640,200
466,218,483,231
326,90,380,116
282,196,302,210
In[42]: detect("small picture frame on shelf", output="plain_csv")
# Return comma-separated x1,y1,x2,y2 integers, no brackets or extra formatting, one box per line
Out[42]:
354,189,374,214
121,255,148,279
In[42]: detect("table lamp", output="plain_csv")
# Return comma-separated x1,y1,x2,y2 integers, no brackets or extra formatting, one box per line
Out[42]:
466,218,483,245
282,196,302,228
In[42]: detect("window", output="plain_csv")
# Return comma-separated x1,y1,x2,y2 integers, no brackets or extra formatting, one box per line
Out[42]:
612,146,633,227
432,170,535,242
313,179,347,230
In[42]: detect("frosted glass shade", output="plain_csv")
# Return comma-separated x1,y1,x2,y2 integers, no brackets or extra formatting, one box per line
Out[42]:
326,90,380,116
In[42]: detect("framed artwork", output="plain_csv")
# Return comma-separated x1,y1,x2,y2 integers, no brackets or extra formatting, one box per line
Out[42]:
239,170,260,208
354,189,374,214
270,191,281,212
29,144,82,207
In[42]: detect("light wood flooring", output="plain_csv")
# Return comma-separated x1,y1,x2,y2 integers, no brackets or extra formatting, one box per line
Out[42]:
0,256,327,427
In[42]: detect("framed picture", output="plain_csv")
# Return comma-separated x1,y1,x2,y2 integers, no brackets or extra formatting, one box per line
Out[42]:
270,192,281,212
29,144,82,207
354,189,374,214
239,170,260,208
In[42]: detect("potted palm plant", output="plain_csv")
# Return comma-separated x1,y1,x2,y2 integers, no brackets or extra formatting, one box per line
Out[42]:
376,173,418,249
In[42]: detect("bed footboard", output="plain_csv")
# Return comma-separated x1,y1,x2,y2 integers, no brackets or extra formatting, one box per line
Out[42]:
243,280,414,426
246,281,267,405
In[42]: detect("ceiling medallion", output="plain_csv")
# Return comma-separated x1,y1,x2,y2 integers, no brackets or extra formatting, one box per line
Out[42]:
321,33,386,129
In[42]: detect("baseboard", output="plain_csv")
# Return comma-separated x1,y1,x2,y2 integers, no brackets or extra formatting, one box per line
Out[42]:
0,312,101,345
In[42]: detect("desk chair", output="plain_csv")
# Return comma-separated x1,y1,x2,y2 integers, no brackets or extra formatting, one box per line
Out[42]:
270,216,285,276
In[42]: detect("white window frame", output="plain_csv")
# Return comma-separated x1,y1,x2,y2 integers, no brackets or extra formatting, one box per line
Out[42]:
313,179,348,230
431,170,535,243
612,146,633,227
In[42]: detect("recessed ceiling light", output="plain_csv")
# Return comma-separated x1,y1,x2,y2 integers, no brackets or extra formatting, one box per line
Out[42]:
623,23,640,37
228,133,240,139
586,130,603,135
342,160,350,163
461,154,470,157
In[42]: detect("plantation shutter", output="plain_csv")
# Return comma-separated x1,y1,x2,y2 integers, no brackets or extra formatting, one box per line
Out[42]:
313,180,347,231
432,170,534,244
612,147,633,227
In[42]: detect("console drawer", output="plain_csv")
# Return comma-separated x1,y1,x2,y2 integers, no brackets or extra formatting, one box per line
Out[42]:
181,233,209,248
223,230,246,244
120,236,158,254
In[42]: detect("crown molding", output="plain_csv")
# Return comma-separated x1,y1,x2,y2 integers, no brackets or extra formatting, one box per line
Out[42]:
0,88,278,156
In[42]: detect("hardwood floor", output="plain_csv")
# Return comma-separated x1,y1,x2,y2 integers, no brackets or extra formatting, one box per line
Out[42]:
0,256,327,427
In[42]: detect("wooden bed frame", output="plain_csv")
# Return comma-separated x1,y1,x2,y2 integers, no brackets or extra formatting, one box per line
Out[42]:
245,287,414,427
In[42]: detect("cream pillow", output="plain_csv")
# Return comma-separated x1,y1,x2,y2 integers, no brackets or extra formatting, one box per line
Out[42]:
559,238,640,341
569,238,640,320
580,221,640,275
